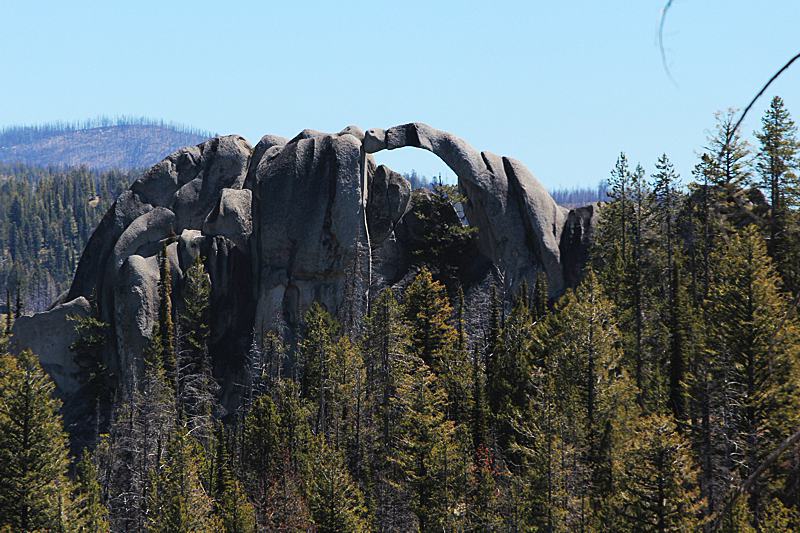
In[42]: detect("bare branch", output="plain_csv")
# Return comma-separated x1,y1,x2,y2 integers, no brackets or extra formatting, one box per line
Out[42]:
711,426,800,532
658,0,679,88
727,52,800,146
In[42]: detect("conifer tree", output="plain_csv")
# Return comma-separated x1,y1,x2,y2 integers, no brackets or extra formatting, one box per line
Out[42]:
754,96,800,292
69,311,111,405
0,351,71,533
486,284,534,454
403,268,456,371
361,288,407,449
613,414,704,532
707,225,800,519
156,241,176,388
147,430,219,533
300,302,340,435
213,427,255,533
72,448,109,533
305,437,369,533
390,349,458,533
4,288,11,336
545,271,637,529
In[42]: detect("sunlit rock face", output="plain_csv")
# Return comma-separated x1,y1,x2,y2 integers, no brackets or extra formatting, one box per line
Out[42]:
13,123,594,413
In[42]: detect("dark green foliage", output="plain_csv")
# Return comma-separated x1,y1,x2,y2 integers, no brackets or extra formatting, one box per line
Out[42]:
411,183,478,286
72,449,109,533
0,164,138,312
69,311,111,403
213,427,255,533
0,351,70,532
754,96,800,293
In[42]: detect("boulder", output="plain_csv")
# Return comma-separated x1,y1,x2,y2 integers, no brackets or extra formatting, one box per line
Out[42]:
11,297,92,395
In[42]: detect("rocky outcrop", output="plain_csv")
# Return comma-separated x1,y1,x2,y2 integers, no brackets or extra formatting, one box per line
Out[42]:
11,297,91,395
364,123,570,297
13,123,595,412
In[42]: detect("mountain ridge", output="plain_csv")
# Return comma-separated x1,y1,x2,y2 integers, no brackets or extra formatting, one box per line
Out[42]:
0,118,215,170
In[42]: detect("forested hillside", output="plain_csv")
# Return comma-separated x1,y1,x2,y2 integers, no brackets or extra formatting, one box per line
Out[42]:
2,97,800,532
0,163,140,312
0,117,215,170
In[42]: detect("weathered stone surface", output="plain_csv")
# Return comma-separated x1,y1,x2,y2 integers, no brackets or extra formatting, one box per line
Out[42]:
559,203,599,289
251,130,365,336
368,122,568,296
11,297,92,395
203,188,252,249
367,165,411,245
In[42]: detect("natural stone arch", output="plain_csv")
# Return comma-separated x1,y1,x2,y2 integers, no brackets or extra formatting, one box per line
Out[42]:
364,123,569,297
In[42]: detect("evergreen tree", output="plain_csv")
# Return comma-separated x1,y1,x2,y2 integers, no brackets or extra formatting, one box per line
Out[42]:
544,271,637,529
754,96,800,293
707,225,800,520
613,414,705,532
72,448,109,533
147,430,219,533
389,349,459,533
486,287,534,455
213,427,255,533
69,311,111,405
156,241,176,387
300,302,340,435
305,437,369,533
403,268,456,371
0,351,71,532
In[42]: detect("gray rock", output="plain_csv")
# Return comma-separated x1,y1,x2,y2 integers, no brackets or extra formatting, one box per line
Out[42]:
369,122,568,296
112,207,177,272
367,165,411,245
251,129,365,336
11,297,92,395
560,203,599,289
203,188,252,249
21,123,598,427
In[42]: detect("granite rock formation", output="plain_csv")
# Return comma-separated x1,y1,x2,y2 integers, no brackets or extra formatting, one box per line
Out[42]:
12,123,596,411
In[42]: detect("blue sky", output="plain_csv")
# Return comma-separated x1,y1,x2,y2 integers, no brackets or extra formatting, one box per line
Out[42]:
1,1,799,190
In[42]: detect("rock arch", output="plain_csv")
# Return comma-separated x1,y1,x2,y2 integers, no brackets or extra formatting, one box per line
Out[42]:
364,123,569,297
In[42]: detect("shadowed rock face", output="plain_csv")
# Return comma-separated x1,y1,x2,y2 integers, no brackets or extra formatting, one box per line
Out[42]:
12,123,594,411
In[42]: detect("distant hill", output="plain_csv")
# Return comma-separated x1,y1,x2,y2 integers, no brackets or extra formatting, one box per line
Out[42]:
0,117,217,170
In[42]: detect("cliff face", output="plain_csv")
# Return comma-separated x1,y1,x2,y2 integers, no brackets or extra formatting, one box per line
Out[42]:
11,123,595,410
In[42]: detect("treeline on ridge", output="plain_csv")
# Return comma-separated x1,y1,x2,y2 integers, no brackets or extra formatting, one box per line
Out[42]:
0,163,140,313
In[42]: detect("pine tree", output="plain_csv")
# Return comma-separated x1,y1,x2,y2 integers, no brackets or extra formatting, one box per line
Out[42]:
613,414,705,532
754,96,800,293
68,311,111,405
403,268,456,372
156,241,176,387
177,254,217,449
362,288,407,449
305,437,369,533
707,225,800,520
72,449,109,533
4,288,11,336
213,427,255,533
389,349,458,533
300,302,340,435
544,271,637,529
147,430,219,533
0,351,71,532
486,288,534,455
